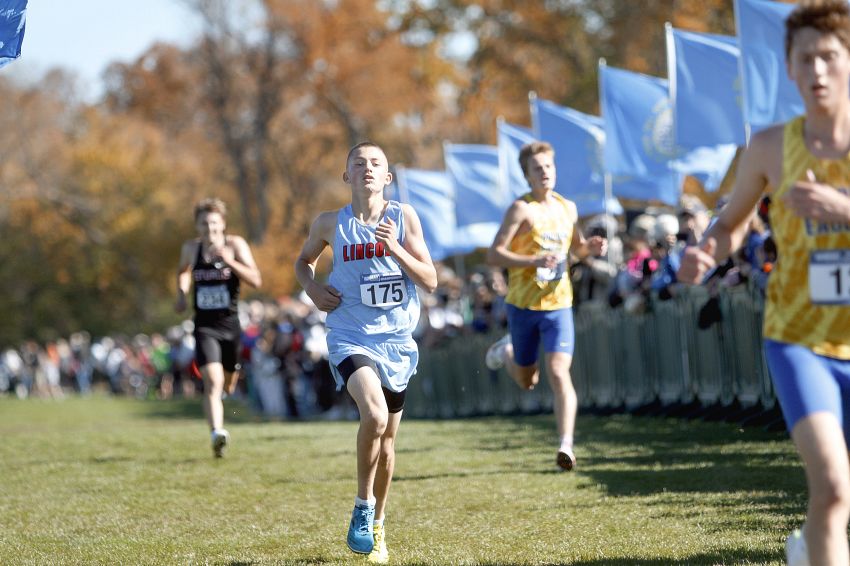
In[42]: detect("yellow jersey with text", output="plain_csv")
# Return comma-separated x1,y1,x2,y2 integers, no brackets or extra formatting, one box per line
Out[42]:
764,116,850,359
505,192,576,311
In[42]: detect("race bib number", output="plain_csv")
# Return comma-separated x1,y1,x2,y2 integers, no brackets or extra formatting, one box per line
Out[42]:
360,272,407,308
536,255,567,282
197,285,230,310
809,249,850,305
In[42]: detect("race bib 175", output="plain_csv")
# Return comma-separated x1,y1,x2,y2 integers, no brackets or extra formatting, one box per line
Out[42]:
360,272,407,308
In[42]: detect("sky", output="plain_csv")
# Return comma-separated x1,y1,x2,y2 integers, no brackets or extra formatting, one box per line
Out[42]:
8,0,200,101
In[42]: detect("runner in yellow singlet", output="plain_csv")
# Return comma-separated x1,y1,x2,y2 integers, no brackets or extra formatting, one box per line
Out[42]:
679,3,850,563
485,141,604,471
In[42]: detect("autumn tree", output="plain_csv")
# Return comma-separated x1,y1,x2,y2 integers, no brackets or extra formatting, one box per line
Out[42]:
387,0,736,139
0,74,192,344
104,0,453,292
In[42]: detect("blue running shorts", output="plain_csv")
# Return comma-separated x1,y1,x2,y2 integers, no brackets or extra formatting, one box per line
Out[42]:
765,339,850,446
506,304,575,367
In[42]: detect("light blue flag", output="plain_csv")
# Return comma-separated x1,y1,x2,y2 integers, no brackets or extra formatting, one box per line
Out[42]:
669,27,746,147
600,64,679,181
393,168,467,261
736,0,802,131
0,0,26,68
600,63,735,198
443,143,506,230
497,120,536,199
530,97,623,216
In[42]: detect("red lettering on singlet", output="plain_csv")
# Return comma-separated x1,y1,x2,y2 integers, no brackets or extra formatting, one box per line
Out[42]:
341,241,393,262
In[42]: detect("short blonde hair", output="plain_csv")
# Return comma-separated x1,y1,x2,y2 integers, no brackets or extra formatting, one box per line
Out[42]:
518,142,555,177
194,197,227,221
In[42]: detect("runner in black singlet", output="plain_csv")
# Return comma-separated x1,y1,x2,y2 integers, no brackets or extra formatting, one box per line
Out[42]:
176,198,262,458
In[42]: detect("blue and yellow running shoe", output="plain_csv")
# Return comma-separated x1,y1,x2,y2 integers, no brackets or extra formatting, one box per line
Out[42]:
368,524,389,564
347,503,375,554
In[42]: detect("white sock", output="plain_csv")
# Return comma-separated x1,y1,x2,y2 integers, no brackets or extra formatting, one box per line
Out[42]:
559,436,574,453
355,496,376,508
373,518,384,528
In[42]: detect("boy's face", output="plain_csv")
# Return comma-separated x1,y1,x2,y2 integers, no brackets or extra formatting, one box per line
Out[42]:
344,146,392,194
195,211,225,241
525,152,556,192
788,28,850,110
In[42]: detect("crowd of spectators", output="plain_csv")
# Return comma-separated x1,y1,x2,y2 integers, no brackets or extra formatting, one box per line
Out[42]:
0,195,776,417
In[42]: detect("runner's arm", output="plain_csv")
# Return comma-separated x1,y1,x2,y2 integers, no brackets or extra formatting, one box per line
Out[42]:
295,212,342,312
679,128,775,284
223,235,262,288
175,241,194,313
567,202,605,260
487,200,551,268
376,204,437,293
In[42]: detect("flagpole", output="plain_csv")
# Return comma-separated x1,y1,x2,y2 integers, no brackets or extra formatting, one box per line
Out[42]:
598,58,611,228
665,22,678,147
664,23,683,209
598,57,616,268
496,116,509,201
528,91,539,138
733,0,752,146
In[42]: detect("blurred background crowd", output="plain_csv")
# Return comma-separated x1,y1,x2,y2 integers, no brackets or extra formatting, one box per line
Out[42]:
0,194,776,419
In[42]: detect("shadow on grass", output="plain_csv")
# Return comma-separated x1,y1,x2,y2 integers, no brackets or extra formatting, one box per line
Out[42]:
565,547,781,565
582,458,803,496
458,413,807,539
273,559,341,565
394,469,518,482
564,548,782,566
91,455,133,464
395,547,781,565
136,398,262,424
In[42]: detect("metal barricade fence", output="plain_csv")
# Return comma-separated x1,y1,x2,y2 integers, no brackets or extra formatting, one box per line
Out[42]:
574,302,621,408
652,296,693,405
404,283,773,418
723,286,769,407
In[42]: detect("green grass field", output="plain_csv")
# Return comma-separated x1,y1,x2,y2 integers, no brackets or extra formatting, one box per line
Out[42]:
0,396,805,565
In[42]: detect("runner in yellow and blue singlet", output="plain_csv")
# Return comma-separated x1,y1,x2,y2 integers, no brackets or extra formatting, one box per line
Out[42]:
679,3,850,562
486,141,605,472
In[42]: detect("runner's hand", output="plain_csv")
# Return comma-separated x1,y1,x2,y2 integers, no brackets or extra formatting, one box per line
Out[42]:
218,244,236,265
534,253,560,269
309,284,342,312
587,235,607,258
784,169,850,223
677,238,717,284
175,293,187,313
375,217,398,252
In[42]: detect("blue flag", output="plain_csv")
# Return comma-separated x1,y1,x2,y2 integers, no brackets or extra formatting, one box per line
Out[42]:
0,0,26,68
736,0,801,131
600,63,735,198
393,167,478,260
530,97,623,216
497,120,536,199
443,143,506,228
668,27,746,147
600,64,679,181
